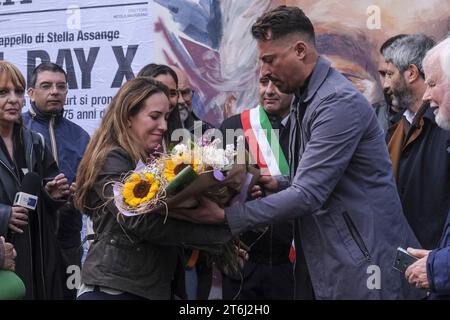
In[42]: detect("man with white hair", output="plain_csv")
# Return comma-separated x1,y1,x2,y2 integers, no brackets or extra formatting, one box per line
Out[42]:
422,39,450,130
383,34,450,251
405,36,450,299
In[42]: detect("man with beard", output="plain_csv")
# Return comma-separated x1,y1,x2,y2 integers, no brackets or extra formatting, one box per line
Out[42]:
404,36,450,299
172,6,424,300
170,66,213,136
383,34,450,250
379,34,409,127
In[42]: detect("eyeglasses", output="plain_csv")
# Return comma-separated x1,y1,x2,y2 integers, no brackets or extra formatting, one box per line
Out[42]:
168,89,179,98
36,82,68,92
178,88,194,101
167,88,195,100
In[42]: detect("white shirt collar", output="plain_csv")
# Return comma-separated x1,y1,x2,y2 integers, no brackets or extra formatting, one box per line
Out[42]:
403,109,415,124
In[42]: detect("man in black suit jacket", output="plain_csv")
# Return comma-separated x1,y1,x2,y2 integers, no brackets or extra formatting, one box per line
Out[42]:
219,75,296,299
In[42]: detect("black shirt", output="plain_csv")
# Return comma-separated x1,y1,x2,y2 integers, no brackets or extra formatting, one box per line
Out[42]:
0,123,27,182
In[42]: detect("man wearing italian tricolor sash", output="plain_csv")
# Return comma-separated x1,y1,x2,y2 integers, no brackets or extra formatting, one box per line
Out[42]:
174,6,424,300
240,104,289,177
219,75,295,300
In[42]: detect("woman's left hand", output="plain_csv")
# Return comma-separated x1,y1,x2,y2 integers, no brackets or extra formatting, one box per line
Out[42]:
45,173,70,199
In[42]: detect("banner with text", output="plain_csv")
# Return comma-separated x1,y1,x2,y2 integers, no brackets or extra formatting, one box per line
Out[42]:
0,0,156,134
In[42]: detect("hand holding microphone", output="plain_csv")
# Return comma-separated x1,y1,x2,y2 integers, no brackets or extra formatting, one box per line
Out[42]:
8,172,41,237
8,172,69,240
8,207,29,234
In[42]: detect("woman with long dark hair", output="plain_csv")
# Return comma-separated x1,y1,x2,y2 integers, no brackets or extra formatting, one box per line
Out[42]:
75,77,230,300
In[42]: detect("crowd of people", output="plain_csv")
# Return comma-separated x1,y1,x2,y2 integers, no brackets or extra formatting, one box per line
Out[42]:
0,5,449,300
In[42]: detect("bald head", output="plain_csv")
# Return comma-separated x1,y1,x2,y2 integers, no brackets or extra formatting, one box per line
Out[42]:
170,65,190,90
170,65,194,113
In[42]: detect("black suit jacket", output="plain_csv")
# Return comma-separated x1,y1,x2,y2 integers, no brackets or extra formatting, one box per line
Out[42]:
220,112,293,265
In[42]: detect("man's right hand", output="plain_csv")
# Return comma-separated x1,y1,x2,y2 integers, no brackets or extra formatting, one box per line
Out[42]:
8,206,29,234
251,175,278,198
1,236,16,271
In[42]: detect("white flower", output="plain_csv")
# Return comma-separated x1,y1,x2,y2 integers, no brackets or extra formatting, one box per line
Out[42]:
225,143,236,159
171,144,192,165
170,136,239,171
201,145,230,170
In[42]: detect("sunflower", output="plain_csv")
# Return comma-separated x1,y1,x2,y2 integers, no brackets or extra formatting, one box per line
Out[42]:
163,159,177,182
164,157,200,183
123,172,160,207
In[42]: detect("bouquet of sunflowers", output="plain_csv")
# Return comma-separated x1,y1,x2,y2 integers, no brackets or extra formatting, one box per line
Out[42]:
112,157,166,217
113,135,257,216
112,136,258,274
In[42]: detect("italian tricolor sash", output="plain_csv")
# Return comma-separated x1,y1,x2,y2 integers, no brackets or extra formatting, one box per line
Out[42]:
241,105,295,263
241,105,289,176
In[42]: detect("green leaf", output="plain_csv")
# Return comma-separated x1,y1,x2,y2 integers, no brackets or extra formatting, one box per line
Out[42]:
165,165,199,196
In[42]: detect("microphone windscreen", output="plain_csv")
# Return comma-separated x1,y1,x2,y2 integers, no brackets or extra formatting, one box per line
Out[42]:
21,172,41,196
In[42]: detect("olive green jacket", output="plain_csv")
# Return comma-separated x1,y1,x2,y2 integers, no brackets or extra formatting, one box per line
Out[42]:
81,148,231,299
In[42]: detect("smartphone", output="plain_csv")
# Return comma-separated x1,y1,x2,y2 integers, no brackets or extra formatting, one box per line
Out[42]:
393,247,419,273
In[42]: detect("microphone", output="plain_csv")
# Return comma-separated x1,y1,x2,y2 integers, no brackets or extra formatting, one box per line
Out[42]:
8,172,41,242
13,172,41,210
